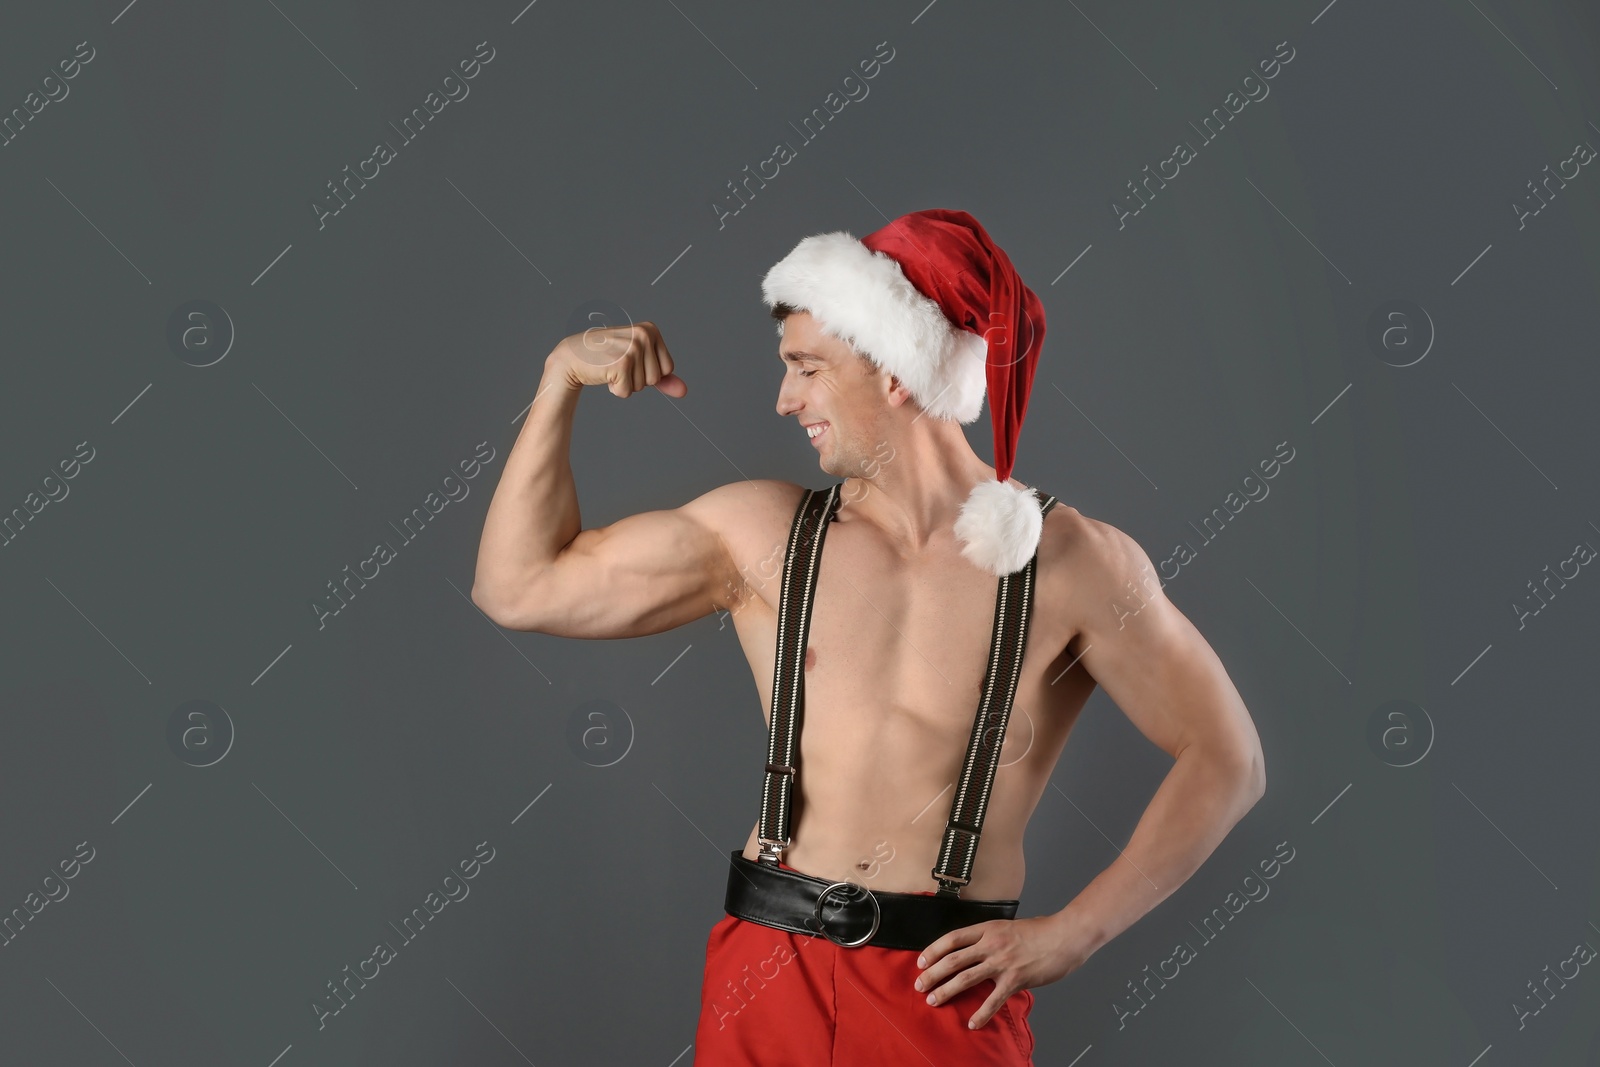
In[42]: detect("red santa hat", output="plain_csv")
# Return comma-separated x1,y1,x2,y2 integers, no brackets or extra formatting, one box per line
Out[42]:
762,208,1048,576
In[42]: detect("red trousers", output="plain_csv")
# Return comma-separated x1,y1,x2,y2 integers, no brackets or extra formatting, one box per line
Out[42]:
694,862,1036,1066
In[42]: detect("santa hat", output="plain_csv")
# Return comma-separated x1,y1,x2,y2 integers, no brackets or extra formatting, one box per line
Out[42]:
761,208,1048,576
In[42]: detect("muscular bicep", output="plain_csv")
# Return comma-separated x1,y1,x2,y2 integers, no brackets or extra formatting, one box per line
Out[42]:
499,490,744,639
1071,525,1260,764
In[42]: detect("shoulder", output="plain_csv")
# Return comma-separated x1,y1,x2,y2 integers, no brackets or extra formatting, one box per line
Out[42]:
677,479,817,612
678,478,808,530
1042,503,1145,565
1037,500,1158,603
677,479,811,562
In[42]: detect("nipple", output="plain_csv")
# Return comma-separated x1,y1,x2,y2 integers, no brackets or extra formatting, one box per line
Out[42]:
804,646,818,672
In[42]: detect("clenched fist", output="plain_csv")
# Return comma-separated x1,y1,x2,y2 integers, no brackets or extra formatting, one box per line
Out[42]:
550,321,687,399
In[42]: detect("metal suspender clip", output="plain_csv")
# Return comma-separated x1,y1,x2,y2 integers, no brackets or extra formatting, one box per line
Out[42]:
756,762,797,865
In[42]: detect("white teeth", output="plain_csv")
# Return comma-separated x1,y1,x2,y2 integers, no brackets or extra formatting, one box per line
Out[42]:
807,423,828,438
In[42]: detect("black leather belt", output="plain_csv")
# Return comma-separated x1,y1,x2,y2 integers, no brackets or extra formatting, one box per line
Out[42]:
724,851,1019,952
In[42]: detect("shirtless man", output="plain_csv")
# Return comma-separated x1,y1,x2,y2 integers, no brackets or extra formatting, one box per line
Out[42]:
471,212,1264,1064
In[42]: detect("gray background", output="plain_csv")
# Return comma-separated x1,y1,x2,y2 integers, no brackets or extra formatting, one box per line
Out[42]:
2,0,1598,1064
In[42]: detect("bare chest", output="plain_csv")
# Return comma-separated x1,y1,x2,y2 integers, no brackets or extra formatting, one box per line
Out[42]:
722,500,1094,896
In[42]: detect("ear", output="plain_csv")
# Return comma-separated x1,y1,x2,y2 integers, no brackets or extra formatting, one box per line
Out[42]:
883,372,915,409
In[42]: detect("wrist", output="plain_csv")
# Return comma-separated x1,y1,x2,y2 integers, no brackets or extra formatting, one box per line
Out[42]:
1049,900,1111,958
542,352,584,393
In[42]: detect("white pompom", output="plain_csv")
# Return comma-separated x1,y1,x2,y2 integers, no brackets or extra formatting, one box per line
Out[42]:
953,479,1044,576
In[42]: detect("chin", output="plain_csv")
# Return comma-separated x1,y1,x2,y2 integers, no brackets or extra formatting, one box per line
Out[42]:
826,446,868,480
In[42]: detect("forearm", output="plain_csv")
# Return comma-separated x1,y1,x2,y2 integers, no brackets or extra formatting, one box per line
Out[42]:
1051,746,1263,956
471,355,584,617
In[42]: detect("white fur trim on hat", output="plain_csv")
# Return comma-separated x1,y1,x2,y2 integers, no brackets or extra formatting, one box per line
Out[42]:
953,479,1044,576
762,231,988,423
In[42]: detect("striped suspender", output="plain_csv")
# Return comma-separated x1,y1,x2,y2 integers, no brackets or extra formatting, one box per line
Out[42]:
755,482,1060,900
933,487,1060,896
756,483,844,865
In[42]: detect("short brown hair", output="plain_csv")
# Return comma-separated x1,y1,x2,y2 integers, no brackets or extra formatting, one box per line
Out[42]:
771,302,876,368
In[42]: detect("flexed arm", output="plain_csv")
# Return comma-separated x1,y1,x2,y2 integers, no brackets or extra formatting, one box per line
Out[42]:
470,323,744,638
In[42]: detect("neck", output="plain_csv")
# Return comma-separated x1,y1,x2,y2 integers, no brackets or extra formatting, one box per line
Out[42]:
841,419,996,553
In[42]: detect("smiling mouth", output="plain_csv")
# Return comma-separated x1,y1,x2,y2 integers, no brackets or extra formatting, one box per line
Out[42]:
806,422,830,446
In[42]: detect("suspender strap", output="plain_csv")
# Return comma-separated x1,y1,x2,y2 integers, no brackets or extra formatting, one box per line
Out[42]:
932,488,1059,897
754,480,1059,901
756,483,844,865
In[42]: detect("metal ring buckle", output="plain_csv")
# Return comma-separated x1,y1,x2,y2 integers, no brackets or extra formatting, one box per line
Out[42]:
812,881,880,948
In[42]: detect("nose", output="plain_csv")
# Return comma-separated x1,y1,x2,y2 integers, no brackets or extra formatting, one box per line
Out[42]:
776,373,801,417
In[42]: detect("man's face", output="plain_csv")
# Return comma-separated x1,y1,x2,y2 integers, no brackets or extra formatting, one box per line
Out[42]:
774,311,891,480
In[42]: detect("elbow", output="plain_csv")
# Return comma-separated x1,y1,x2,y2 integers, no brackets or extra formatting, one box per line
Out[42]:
471,579,539,631
1178,736,1266,818
469,581,512,627
1238,743,1266,808
1199,737,1265,816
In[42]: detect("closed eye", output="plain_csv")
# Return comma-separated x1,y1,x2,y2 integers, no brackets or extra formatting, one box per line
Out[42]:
799,370,817,378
